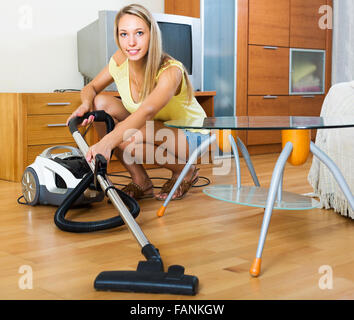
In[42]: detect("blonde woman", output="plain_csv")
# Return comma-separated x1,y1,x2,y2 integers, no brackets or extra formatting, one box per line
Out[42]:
67,3,209,201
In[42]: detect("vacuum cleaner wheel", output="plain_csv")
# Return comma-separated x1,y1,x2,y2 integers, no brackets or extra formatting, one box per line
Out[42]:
21,167,40,205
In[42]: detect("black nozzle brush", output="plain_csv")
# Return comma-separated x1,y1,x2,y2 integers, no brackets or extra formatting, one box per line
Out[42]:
94,261,199,296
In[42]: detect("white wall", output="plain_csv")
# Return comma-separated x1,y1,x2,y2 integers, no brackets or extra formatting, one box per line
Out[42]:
0,0,164,92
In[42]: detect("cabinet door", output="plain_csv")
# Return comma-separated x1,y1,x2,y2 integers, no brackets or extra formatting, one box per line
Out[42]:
164,0,200,18
289,95,325,140
249,0,290,47
290,0,327,49
288,95,324,116
27,115,85,145
248,95,289,116
247,96,289,145
248,45,289,95
23,93,81,115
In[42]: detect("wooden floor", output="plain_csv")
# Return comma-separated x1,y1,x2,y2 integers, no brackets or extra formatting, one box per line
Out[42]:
1,153,354,300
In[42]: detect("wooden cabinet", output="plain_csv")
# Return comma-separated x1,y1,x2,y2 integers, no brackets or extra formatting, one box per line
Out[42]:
248,45,289,95
0,91,215,182
166,0,331,154
0,92,85,182
290,0,327,49
237,0,332,154
249,0,290,47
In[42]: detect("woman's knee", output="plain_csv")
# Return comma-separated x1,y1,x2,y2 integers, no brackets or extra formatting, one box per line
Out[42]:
93,94,130,122
92,94,110,112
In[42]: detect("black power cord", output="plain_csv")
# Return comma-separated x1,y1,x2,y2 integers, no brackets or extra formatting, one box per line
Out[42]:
17,195,29,205
107,172,211,189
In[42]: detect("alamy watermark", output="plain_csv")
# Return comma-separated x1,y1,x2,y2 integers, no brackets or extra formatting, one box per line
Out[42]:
18,265,33,290
121,121,232,176
18,5,33,30
318,5,333,30
318,265,333,290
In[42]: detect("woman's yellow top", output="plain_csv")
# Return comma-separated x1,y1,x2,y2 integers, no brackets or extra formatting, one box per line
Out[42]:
108,57,208,133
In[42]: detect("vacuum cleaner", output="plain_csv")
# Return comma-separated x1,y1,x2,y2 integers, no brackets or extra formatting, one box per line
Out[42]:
55,110,198,295
21,145,104,207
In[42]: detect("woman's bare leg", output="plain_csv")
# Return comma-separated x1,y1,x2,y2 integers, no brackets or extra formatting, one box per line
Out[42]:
118,120,200,199
92,96,204,199
92,94,153,195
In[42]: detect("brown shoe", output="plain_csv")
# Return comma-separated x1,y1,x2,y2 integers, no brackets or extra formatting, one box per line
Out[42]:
155,167,199,201
121,182,154,200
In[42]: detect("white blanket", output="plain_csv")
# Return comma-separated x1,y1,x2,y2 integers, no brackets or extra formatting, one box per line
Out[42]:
308,81,354,218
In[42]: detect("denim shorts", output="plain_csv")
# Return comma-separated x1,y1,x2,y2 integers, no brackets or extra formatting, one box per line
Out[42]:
182,129,210,156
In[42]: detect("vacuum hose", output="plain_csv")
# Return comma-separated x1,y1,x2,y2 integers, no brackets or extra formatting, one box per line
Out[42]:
54,110,140,233
54,171,140,233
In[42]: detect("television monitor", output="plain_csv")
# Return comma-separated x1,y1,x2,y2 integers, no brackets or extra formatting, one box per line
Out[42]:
77,11,202,91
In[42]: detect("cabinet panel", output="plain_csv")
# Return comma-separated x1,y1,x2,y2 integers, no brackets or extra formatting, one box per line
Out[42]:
24,93,81,115
288,95,324,116
27,115,84,145
248,96,289,116
164,0,200,18
247,130,281,146
247,96,289,145
289,95,325,140
290,0,327,49
248,45,289,95
249,0,290,47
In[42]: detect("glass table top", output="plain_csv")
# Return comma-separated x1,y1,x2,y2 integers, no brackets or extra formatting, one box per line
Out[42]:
203,185,320,210
165,116,354,130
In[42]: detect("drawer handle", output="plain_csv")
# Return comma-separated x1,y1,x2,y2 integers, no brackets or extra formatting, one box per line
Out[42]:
263,46,278,50
47,102,71,106
263,95,278,99
47,123,67,127
302,95,315,98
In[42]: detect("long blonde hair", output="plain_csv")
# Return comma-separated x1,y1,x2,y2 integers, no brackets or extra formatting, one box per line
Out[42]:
114,4,193,104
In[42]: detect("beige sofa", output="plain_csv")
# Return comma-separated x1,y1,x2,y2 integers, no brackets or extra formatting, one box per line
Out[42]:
308,81,354,219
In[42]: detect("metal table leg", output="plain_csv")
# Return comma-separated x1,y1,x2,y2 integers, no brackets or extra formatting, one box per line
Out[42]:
249,142,293,277
229,134,241,189
250,141,354,277
157,134,217,217
236,137,261,187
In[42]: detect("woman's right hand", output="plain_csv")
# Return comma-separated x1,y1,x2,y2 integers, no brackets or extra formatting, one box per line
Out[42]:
66,102,95,127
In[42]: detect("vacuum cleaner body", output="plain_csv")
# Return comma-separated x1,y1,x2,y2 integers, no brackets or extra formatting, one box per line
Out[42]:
21,146,104,206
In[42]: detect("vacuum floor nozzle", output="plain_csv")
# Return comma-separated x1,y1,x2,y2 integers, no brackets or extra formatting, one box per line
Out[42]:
94,264,199,296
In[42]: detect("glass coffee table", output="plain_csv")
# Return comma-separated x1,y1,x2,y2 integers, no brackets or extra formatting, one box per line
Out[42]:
159,116,354,277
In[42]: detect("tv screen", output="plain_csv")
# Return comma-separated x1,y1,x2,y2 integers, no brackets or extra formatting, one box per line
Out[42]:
157,22,192,74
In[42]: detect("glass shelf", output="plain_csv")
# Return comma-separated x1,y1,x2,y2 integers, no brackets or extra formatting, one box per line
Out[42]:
203,185,320,210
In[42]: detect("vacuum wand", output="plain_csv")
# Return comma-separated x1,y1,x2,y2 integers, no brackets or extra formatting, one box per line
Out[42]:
72,129,150,248
68,111,199,295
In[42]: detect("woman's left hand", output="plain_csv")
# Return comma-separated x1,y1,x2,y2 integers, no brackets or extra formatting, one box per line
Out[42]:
86,137,114,163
